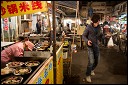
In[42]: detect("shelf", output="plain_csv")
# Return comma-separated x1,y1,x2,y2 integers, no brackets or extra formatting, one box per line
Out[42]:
21,19,33,22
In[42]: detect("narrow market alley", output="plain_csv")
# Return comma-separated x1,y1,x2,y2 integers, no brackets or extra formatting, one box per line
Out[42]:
64,45,127,84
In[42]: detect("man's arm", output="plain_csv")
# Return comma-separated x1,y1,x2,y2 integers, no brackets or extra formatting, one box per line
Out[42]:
82,27,89,44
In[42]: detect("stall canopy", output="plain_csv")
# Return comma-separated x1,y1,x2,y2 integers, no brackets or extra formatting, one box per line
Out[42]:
56,1,77,17
56,1,76,9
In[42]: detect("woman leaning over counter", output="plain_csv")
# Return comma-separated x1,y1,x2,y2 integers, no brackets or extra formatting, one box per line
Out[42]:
1,36,34,66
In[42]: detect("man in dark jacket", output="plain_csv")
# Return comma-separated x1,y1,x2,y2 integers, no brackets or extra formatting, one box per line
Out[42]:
82,14,102,83
36,19,41,34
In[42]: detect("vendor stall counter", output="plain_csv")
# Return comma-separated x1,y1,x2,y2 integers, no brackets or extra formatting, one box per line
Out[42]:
1,42,64,84
1,56,54,84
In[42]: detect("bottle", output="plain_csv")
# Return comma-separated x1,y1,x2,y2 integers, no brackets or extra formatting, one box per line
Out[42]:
50,45,53,54
62,31,65,36
50,41,53,54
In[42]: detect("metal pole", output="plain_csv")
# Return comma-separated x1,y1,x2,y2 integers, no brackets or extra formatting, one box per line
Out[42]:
52,1,56,84
47,3,52,45
7,18,10,42
73,2,78,44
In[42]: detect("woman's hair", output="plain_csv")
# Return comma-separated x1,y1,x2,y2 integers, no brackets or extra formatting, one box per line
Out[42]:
91,14,100,23
18,36,25,41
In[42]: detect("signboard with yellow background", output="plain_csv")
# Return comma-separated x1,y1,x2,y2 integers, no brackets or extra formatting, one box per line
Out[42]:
56,43,64,84
1,1,48,18
27,57,53,84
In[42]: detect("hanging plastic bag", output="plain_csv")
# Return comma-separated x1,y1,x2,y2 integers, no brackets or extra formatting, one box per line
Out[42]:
107,36,114,48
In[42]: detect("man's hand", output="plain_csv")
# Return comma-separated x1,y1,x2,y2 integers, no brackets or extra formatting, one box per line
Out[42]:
88,40,92,46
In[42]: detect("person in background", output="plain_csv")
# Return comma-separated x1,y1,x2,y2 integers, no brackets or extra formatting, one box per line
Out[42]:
102,16,112,47
103,16,110,27
82,14,102,83
66,23,71,33
1,36,34,64
36,19,42,34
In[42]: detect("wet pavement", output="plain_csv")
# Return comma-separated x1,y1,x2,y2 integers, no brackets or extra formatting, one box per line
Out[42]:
64,45,127,84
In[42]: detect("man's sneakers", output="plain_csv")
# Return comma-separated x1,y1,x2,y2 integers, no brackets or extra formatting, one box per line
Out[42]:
86,71,95,83
86,76,92,83
91,70,95,76
83,71,95,83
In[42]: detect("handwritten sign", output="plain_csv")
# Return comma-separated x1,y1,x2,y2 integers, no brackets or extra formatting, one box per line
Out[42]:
35,61,53,84
27,57,54,84
1,1,48,18
56,44,63,84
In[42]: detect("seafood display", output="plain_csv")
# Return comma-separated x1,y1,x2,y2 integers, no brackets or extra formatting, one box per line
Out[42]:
1,76,23,84
1,57,47,84
6,62,24,68
25,61,40,67
13,67,32,75
1,67,13,75
37,48,45,51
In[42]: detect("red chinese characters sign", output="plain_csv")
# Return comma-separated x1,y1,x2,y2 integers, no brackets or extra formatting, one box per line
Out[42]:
1,1,48,18
4,18,9,31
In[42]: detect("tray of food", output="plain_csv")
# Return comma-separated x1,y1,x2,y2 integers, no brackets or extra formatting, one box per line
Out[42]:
13,67,32,75
37,48,45,51
1,76,23,84
6,61,24,68
41,46,48,48
25,61,40,67
1,67,13,75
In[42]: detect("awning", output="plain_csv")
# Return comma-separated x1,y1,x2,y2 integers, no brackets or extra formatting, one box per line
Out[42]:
56,1,77,10
56,1,77,17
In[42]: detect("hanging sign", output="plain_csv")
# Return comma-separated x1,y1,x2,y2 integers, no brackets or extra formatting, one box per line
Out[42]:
3,18,9,31
1,1,48,18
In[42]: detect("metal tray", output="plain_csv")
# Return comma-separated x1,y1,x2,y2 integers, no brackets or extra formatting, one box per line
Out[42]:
1,57,48,84
1,75,23,84
6,62,24,68
13,67,32,75
25,61,40,67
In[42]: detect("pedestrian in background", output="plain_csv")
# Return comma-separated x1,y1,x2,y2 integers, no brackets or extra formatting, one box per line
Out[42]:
102,16,112,47
36,19,42,34
82,14,102,83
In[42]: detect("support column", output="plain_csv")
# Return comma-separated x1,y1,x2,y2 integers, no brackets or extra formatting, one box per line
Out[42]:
52,1,57,84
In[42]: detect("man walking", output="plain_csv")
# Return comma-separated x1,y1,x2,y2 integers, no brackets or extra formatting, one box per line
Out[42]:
82,14,102,83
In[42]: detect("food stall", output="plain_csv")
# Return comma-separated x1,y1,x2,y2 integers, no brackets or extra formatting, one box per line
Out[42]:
1,1,66,84
1,42,64,84
1,56,53,84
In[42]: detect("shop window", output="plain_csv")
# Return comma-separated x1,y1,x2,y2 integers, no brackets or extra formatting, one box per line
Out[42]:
21,21,29,32
21,14,31,20
26,14,31,19
21,15,24,19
